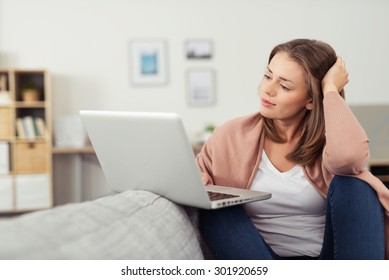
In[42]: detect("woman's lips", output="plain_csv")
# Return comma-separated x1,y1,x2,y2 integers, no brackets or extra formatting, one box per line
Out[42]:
261,98,276,107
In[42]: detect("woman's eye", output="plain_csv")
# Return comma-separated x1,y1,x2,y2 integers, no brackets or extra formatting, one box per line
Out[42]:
280,84,290,91
264,74,271,80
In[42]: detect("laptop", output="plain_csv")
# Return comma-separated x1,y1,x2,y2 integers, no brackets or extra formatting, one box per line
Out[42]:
80,110,271,209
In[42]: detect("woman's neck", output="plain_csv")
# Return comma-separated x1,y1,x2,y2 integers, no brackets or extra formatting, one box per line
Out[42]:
272,119,305,144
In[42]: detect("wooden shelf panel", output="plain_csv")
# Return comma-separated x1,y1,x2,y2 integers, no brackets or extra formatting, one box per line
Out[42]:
15,101,46,108
52,146,95,154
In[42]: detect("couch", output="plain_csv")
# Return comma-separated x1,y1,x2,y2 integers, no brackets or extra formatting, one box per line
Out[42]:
0,190,206,259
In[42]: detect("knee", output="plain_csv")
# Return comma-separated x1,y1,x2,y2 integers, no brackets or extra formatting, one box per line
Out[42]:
329,175,379,204
330,175,370,191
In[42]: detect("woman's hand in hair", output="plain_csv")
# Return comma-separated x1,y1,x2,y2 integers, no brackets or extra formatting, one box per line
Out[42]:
321,56,349,95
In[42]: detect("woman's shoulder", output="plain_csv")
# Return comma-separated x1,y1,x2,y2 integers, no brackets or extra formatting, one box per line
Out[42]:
217,111,263,132
207,112,263,148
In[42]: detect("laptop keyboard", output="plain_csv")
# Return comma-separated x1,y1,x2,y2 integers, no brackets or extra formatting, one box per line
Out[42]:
207,191,239,201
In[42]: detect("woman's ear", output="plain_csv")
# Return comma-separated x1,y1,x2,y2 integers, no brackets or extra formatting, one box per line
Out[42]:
306,99,313,110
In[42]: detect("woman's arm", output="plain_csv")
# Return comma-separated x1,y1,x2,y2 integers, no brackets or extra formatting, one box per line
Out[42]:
322,58,370,175
196,139,215,186
321,56,349,94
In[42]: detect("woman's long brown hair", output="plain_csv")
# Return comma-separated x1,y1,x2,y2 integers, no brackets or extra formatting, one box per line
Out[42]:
262,39,345,166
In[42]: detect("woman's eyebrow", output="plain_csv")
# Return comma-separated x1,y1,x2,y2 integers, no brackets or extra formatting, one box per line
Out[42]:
266,67,295,85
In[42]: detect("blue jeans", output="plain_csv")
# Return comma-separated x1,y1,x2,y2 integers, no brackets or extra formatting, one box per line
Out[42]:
199,176,385,260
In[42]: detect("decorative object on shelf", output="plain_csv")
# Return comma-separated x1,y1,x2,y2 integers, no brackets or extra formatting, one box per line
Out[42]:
129,39,168,86
54,115,86,148
186,39,213,59
187,69,216,106
0,91,11,105
21,82,41,102
0,73,11,105
203,123,216,142
0,74,7,91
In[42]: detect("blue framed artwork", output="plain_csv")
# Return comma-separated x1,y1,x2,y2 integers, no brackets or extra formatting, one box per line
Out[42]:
130,40,168,86
141,53,158,75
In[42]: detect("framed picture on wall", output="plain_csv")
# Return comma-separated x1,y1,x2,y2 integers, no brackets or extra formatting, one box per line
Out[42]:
186,40,213,59
187,69,216,106
130,40,168,86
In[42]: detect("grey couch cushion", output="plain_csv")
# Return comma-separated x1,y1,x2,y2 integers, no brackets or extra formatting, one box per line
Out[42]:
0,190,203,259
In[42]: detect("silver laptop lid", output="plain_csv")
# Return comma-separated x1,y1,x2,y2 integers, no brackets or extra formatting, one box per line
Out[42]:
80,110,212,208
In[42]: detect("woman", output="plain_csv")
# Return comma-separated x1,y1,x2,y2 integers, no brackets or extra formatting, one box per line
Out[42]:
196,39,389,260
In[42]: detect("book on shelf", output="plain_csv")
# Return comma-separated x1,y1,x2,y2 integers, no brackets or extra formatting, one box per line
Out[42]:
16,116,47,140
16,118,26,139
23,116,35,140
35,117,47,138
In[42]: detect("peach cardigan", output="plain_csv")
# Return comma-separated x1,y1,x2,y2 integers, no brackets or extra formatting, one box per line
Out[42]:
196,91,389,259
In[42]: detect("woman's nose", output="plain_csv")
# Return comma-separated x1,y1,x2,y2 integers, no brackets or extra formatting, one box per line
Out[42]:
266,90,275,97
262,81,276,97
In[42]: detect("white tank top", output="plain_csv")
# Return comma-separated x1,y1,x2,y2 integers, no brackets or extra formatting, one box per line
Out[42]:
243,151,326,257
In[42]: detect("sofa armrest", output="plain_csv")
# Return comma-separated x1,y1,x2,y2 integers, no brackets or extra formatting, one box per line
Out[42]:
0,190,204,260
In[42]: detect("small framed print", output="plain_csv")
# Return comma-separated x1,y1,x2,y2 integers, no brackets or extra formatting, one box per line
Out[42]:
187,69,216,106
186,40,213,59
130,40,168,86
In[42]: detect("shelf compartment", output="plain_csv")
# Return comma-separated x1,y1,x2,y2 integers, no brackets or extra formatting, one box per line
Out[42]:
13,141,49,173
14,71,46,102
15,174,51,210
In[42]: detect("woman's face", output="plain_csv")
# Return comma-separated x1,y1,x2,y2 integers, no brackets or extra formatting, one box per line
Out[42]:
258,52,312,124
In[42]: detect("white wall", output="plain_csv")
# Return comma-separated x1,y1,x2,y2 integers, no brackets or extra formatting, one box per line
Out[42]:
1,0,389,203
1,0,389,139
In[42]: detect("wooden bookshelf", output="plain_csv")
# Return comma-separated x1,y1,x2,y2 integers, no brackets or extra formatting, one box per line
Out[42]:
0,69,53,213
